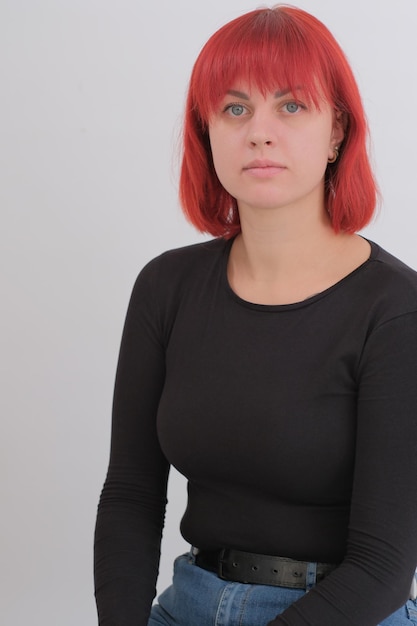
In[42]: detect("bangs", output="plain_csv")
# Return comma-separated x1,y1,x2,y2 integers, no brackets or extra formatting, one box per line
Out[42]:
190,8,338,124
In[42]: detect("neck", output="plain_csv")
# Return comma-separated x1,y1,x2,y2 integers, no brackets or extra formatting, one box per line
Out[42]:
233,202,342,281
227,197,370,306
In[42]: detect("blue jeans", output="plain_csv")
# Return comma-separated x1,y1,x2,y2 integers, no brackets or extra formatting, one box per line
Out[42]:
148,552,417,626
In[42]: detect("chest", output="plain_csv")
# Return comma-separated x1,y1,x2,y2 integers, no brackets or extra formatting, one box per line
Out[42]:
156,296,366,503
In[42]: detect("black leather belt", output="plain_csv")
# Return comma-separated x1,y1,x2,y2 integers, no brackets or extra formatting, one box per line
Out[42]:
194,547,337,588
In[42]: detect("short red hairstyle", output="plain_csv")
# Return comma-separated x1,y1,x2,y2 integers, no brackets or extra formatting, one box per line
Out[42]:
179,5,378,238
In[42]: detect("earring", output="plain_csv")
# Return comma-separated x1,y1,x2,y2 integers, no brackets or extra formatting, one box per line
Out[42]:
328,146,339,164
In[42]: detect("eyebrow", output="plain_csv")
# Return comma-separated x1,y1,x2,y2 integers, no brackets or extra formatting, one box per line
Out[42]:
226,88,292,99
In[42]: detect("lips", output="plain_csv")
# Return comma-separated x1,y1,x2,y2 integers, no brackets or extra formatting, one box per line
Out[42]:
243,159,285,170
242,159,286,178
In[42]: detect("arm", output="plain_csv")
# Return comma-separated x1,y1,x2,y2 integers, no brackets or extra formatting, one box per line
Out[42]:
94,264,169,625
269,312,417,626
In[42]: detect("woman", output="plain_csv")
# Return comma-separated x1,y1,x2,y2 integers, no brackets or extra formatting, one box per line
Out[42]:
94,6,417,625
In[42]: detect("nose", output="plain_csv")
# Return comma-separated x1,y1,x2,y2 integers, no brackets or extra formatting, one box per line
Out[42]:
247,110,276,148
249,135,273,147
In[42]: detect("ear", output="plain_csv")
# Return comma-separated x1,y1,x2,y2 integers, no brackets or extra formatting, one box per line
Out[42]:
329,110,346,155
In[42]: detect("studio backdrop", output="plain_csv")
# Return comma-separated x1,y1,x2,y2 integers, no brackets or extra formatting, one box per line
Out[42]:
1,1,416,624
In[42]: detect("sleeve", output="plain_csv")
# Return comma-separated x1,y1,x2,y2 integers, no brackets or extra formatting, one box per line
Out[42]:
269,311,417,626
94,262,170,626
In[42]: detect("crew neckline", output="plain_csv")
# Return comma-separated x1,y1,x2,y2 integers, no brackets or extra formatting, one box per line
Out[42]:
221,237,378,311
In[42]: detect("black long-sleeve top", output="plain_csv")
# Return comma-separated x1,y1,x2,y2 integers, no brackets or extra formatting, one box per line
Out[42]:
94,237,417,625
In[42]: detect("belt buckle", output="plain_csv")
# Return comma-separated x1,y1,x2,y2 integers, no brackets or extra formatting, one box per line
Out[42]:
217,547,228,579
410,572,417,600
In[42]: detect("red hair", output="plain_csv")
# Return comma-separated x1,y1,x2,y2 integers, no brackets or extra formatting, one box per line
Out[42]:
179,5,378,238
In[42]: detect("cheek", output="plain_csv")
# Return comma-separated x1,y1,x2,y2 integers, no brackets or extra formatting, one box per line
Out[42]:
209,131,234,179
299,127,333,164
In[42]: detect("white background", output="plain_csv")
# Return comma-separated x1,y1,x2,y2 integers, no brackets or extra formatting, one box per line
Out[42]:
1,1,416,624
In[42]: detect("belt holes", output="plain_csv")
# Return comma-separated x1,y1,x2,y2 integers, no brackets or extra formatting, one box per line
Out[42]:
232,562,238,568
251,565,259,571
272,568,278,574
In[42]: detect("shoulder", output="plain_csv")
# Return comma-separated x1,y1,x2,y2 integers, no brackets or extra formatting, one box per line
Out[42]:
139,237,228,287
123,238,229,345
370,241,417,282
149,237,228,272
362,240,417,323
129,237,229,308
367,240,417,299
